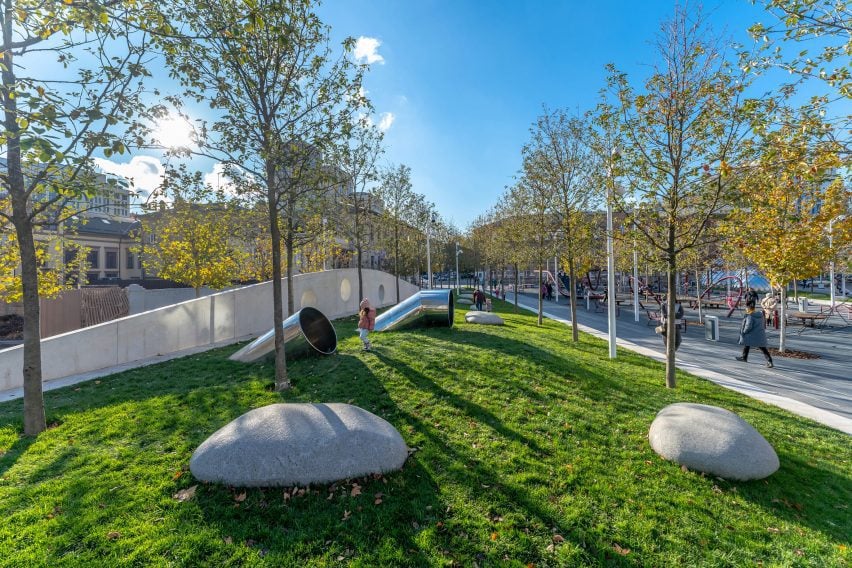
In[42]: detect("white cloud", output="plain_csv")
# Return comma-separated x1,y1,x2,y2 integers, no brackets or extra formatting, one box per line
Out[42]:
354,36,384,65
203,163,240,197
378,112,395,131
93,155,165,195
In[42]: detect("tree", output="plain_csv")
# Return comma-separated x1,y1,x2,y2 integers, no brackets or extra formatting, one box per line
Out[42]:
373,163,416,302
332,119,383,301
748,1,851,101
505,158,554,326
594,6,753,388
161,0,365,390
1,0,153,434
724,105,850,352
140,166,245,297
525,107,598,341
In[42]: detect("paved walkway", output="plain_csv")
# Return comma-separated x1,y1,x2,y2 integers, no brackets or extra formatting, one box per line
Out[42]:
504,291,852,435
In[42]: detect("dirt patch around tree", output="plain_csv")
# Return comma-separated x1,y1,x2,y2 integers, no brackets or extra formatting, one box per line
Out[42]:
767,347,820,360
0,314,24,340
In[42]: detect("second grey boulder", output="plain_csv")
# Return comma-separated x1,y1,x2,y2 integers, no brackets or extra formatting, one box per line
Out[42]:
649,402,779,481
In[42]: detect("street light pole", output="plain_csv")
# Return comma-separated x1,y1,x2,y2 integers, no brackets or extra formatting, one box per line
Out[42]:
456,243,463,291
828,214,848,309
606,147,620,359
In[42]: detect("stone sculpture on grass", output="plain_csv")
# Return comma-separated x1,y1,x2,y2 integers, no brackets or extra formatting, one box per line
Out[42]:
465,311,504,325
648,402,779,481
190,403,409,487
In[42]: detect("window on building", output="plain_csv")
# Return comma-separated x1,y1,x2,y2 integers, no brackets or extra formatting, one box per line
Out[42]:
126,251,135,269
87,248,99,268
106,250,118,270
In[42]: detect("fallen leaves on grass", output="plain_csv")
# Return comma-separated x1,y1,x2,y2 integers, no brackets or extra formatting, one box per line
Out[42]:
613,543,630,555
173,485,197,502
342,510,351,521
106,531,121,540
350,483,362,497
234,491,247,503
374,492,383,505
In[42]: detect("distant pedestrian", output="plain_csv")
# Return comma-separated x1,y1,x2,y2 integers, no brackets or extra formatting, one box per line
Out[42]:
655,303,684,350
736,304,773,368
358,298,376,351
473,289,484,311
546,281,553,301
760,291,778,327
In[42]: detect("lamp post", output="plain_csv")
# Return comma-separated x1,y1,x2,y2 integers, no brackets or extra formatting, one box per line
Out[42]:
455,242,462,291
426,211,436,289
606,147,620,359
631,207,639,322
322,217,328,271
829,214,848,309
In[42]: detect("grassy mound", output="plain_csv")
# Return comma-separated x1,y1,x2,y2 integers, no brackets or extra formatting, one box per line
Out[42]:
0,299,849,566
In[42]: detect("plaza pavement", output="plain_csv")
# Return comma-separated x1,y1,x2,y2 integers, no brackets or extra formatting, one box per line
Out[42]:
503,290,852,435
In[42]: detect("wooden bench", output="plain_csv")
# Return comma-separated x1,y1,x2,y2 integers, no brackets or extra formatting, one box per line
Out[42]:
786,311,829,334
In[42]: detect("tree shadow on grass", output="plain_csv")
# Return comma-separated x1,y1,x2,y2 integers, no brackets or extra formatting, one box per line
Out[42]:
370,347,546,456
427,323,852,546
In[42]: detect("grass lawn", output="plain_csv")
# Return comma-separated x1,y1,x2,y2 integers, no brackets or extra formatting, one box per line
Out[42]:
0,298,849,567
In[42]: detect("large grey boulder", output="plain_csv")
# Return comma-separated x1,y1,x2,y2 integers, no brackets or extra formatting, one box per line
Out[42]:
465,311,504,325
190,403,408,487
649,403,779,481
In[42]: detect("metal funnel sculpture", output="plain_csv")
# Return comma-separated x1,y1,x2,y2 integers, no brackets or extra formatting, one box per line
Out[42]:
374,289,454,332
230,306,337,363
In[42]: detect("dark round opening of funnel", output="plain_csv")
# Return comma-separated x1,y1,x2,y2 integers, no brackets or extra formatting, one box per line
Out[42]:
298,307,337,354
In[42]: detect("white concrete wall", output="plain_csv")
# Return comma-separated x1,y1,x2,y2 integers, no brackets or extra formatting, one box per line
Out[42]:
0,269,418,392
127,284,221,315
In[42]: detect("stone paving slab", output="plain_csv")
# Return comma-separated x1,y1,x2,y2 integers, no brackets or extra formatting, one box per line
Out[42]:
503,291,852,435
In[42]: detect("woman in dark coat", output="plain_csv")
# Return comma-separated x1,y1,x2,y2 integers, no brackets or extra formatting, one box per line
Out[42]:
736,304,774,368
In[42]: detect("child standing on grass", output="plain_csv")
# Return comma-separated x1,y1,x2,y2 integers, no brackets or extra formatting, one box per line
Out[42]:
358,298,376,351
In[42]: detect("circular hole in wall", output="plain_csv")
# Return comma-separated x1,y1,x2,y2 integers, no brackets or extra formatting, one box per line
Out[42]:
300,289,318,308
378,284,385,303
340,278,352,302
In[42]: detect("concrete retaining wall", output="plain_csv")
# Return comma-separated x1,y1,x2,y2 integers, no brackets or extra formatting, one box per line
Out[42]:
0,269,418,392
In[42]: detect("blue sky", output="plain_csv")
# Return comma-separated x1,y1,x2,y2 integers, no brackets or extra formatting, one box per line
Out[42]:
96,1,785,226
315,0,776,229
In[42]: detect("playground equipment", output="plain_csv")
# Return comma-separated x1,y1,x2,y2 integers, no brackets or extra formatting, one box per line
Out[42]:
374,289,454,332
230,307,338,363
628,275,663,308
694,275,744,318
582,268,604,291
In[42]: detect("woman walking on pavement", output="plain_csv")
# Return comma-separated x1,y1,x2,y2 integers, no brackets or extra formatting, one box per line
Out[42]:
736,298,774,368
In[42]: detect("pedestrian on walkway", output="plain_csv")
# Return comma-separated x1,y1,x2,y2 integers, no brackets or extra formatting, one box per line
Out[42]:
760,291,778,327
736,300,774,368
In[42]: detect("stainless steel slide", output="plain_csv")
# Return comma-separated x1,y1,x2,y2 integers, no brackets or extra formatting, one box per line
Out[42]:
374,289,455,332
229,306,337,363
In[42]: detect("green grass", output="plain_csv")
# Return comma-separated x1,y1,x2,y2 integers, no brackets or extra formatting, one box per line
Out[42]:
0,299,849,567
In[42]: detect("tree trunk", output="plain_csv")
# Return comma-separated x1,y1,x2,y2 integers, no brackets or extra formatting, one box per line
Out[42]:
268,180,288,391
4,41,46,435
513,263,519,313
394,221,400,303
665,264,678,388
568,256,579,342
778,284,787,353
537,259,543,325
